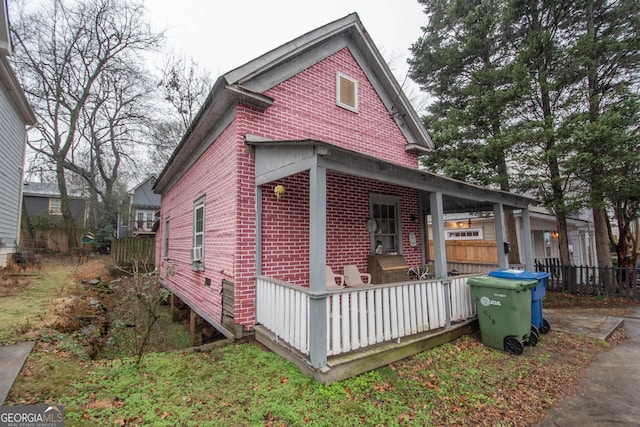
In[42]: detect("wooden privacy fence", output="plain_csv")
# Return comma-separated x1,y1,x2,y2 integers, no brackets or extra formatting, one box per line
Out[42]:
428,240,499,264
111,237,155,268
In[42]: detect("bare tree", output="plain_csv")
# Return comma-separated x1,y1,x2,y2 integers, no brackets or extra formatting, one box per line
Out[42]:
10,0,162,248
149,53,213,173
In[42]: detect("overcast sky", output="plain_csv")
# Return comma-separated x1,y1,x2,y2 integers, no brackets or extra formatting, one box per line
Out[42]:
146,0,429,109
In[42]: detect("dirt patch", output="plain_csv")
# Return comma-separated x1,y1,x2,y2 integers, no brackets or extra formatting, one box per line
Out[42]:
71,257,114,284
0,274,34,297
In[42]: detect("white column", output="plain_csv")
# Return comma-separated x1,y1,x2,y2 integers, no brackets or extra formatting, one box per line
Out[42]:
429,192,447,278
521,207,534,270
255,186,262,275
308,164,327,369
494,203,508,269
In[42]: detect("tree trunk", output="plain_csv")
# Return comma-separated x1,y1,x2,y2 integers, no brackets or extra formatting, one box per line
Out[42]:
593,207,613,268
55,162,77,251
505,210,521,265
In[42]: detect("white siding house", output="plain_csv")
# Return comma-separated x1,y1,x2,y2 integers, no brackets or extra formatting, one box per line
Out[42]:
0,2,37,266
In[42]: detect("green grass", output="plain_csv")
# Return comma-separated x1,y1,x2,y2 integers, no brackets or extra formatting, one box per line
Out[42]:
8,331,608,427
2,259,617,426
0,261,71,343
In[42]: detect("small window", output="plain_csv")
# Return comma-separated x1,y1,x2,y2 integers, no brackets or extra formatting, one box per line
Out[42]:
192,197,205,269
336,72,358,112
49,198,62,215
163,218,169,258
446,228,484,240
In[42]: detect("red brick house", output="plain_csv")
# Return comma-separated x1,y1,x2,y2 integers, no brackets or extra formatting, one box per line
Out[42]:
154,13,537,383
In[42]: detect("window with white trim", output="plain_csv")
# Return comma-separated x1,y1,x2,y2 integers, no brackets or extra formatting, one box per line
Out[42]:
135,209,156,231
370,194,401,255
192,197,204,269
336,72,358,112
445,228,483,240
49,198,62,215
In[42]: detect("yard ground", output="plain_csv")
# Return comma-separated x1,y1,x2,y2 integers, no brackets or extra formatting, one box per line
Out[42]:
0,256,635,426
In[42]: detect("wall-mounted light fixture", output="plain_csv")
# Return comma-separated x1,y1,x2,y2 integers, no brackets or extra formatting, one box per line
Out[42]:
274,184,286,198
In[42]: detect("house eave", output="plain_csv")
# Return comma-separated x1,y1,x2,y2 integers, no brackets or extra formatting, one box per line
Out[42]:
405,143,431,154
1,0,11,56
0,56,36,125
154,83,274,194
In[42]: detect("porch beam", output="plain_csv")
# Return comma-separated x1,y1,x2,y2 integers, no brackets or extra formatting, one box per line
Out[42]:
308,163,328,369
493,203,508,269
316,151,534,209
521,207,534,270
254,156,317,186
429,192,447,278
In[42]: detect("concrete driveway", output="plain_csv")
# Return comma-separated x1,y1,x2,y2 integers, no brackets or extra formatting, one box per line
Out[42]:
535,307,640,426
0,341,34,404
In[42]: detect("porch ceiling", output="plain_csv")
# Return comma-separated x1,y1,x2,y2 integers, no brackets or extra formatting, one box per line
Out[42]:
246,138,539,212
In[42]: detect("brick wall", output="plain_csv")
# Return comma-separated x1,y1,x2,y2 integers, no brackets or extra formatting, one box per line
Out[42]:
156,124,238,327
259,171,422,286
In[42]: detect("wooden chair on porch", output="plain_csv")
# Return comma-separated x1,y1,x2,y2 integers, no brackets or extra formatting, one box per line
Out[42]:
343,265,372,287
326,266,345,290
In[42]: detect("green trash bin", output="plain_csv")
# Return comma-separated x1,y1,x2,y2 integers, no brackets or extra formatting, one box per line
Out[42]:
468,276,537,355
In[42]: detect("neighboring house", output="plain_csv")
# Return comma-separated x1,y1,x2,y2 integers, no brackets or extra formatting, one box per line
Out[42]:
21,182,91,252
117,175,161,238
154,13,538,382
0,1,37,267
429,207,596,268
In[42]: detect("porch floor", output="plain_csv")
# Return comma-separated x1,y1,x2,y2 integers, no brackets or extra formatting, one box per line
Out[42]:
255,318,478,384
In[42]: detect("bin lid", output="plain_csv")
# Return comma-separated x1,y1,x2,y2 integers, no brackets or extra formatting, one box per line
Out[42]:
468,275,537,290
489,269,550,280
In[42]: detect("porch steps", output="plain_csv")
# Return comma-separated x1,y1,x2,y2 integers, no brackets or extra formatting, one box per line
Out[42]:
255,319,478,384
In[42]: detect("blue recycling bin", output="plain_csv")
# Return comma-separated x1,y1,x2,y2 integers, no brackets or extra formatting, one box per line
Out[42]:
489,269,551,334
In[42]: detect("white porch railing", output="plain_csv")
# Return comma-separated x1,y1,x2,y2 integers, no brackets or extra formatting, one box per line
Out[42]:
256,275,477,357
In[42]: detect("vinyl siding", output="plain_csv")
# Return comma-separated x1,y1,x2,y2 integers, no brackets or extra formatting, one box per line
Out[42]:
0,80,27,256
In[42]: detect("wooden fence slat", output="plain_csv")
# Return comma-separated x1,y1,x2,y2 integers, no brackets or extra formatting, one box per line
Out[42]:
111,237,155,267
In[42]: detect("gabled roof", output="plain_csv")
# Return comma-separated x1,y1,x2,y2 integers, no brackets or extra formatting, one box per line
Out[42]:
155,13,433,194
128,175,157,194
22,182,88,199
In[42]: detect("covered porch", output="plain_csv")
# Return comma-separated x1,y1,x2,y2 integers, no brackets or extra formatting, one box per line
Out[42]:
248,137,538,382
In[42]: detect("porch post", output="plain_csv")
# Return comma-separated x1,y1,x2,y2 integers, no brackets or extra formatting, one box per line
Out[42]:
256,185,263,275
429,192,447,278
493,203,509,269
308,164,328,369
521,206,534,271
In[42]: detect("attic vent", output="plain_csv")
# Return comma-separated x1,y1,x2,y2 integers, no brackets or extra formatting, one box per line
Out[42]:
336,72,358,112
